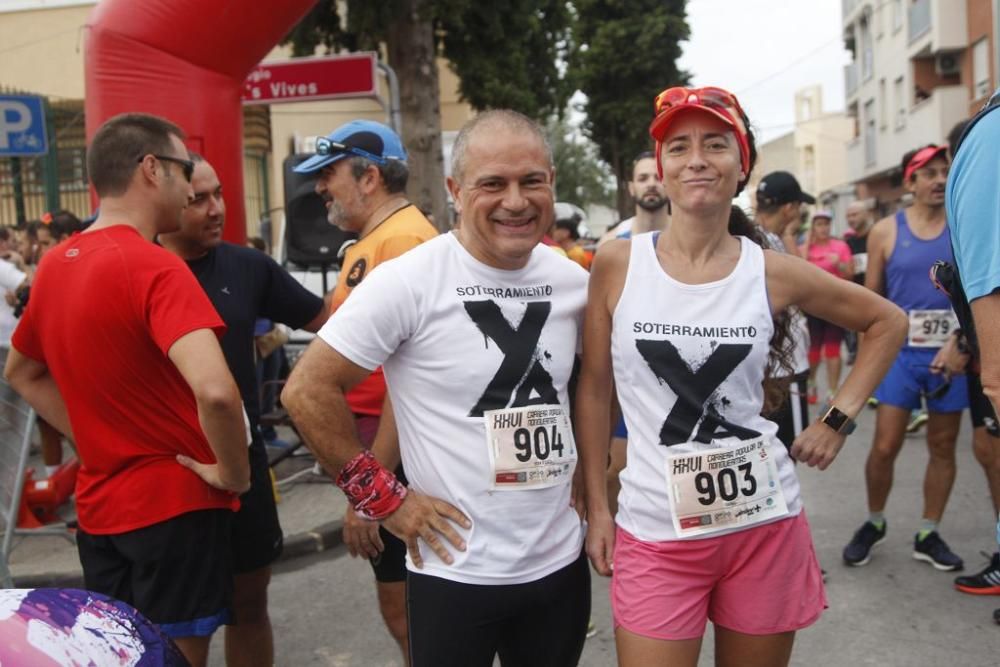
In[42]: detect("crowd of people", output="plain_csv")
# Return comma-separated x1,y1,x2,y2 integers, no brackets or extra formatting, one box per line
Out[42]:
1,79,999,667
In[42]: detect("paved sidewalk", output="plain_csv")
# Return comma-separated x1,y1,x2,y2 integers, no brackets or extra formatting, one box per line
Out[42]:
7,429,347,588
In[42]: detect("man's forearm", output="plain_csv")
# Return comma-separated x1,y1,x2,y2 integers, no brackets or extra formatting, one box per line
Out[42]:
14,373,74,442
195,393,251,488
283,380,367,478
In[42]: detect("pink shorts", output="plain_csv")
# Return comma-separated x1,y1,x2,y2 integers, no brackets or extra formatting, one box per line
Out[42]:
611,512,826,640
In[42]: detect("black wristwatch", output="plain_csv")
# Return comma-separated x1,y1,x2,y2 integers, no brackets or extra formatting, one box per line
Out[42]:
821,404,857,435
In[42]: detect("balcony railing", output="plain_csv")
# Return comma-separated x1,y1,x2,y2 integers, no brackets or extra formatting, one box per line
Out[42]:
909,0,931,43
844,62,859,97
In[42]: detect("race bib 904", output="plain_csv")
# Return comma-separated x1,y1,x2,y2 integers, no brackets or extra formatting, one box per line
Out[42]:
908,309,957,348
485,405,577,491
665,438,788,538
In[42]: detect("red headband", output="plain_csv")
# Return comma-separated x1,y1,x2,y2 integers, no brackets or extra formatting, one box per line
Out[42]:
903,145,947,181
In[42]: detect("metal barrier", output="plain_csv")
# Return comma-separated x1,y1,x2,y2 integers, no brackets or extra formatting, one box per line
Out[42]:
0,347,73,587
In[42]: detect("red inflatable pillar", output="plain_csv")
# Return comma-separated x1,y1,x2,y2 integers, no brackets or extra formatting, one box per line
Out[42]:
84,0,316,243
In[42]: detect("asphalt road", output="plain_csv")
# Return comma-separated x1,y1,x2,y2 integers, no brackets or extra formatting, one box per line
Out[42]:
209,402,1000,666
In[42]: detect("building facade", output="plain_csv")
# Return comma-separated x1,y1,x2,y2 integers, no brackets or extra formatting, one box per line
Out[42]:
841,0,998,216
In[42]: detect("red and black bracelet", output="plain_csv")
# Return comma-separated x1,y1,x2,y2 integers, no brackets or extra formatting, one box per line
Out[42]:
336,450,407,520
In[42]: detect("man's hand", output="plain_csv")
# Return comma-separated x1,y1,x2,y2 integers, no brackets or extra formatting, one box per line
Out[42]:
790,422,848,470
176,455,250,494
585,509,616,577
930,334,969,376
343,508,384,559
381,491,471,568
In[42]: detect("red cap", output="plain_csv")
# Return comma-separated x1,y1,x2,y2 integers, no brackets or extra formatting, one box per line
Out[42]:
903,145,947,181
649,87,751,177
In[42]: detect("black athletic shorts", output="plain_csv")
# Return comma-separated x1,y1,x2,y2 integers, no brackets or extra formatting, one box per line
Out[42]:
407,550,591,667
968,373,1000,436
370,465,408,583
232,433,284,573
76,508,233,638
767,371,810,456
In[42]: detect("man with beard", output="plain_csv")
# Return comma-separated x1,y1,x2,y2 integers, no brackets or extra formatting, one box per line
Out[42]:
158,154,328,667
291,120,436,664
597,151,669,247
843,145,968,571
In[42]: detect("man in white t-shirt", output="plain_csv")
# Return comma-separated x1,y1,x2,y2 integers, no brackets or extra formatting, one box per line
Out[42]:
282,109,590,667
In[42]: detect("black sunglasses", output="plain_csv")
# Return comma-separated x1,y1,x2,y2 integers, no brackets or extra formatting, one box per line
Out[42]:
315,137,388,166
907,364,953,400
138,154,195,182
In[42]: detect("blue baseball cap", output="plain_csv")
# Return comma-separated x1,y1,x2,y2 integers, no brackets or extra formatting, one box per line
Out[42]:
293,120,407,174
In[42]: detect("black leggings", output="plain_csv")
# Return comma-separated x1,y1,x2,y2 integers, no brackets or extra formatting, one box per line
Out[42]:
407,551,591,667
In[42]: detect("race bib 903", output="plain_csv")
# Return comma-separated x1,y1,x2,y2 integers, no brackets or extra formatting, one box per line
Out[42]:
665,438,788,538
485,405,577,491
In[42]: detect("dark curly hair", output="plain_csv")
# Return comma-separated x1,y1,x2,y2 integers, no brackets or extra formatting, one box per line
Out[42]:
722,108,795,413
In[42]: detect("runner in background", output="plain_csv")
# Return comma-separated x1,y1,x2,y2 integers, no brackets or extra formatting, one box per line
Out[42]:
843,144,968,571
844,201,873,366
800,210,853,405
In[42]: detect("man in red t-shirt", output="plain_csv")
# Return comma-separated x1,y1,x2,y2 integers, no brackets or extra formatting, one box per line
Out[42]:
4,113,249,667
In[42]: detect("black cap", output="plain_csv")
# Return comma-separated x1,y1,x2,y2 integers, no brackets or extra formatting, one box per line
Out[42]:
756,171,816,206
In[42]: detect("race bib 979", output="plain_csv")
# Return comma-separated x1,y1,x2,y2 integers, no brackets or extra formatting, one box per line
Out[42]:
484,405,577,491
907,309,957,348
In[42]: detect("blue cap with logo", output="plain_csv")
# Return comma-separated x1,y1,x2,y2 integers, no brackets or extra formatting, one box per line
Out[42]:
293,120,407,174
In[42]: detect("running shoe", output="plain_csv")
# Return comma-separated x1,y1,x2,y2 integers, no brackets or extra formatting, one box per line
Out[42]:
586,619,597,639
906,410,929,433
954,552,1000,594
867,397,880,409
913,531,964,571
994,608,1000,625
807,384,818,405
843,520,886,566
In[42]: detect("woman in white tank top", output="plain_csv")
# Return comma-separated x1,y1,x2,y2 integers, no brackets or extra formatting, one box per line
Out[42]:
576,86,907,667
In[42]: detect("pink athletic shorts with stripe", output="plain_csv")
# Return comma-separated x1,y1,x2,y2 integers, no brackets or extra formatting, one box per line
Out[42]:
611,512,826,640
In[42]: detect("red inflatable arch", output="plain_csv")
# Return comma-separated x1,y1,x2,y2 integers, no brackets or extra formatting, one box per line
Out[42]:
84,0,316,243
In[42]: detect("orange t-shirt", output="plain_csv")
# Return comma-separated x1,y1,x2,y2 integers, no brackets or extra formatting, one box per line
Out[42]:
331,205,437,415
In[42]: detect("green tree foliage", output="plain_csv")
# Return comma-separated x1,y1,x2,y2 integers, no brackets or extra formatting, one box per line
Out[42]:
285,1,572,120
284,1,574,228
570,0,690,216
548,115,614,210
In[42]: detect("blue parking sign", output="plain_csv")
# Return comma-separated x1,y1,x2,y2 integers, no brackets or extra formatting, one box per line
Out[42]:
0,95,48,157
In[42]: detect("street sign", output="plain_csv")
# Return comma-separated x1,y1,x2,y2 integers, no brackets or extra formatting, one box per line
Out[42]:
0,95,48,157
242,53,378,105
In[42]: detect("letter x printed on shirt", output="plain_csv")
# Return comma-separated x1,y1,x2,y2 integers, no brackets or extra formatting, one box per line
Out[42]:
636,339,761,446
464,300,559,418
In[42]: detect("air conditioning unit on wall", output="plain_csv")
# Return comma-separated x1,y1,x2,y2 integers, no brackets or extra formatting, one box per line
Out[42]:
935,53,961,76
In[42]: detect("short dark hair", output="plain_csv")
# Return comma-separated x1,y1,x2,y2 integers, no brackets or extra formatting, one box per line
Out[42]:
555,218,580,240
87,113,185,197
348,155,409,194
631,150,655,180
947,119,971,159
